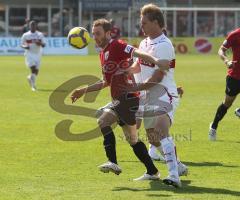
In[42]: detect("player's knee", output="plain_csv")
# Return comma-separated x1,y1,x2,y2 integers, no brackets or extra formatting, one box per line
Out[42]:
148,135,160,146
97,118,104,128
149,141,160,147
97,117,110,129
223,101,232,108
125,134,138,145
154,128,167,140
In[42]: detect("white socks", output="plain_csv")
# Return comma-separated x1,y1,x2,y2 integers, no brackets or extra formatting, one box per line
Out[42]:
30,73,36,87
160,137,179,178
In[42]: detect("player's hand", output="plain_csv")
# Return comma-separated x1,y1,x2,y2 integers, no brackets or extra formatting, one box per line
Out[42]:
225,60,237,69
22,45,30,49
35,40,42,46
71,88,85,103
177,86,184,98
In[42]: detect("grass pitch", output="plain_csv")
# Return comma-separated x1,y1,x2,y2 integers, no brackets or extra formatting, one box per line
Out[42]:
0,54,239,200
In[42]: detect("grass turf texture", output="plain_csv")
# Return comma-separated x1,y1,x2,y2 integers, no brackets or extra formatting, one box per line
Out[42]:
0,54,239,200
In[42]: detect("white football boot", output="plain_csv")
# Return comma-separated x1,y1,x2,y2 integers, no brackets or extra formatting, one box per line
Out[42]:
98,161,122,175
209,123,217,141
133,172,160,181
178,161,188,176
235,108,240,118
27,75,36,91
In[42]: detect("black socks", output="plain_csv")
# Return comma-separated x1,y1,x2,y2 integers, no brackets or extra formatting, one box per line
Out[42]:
101,126,117,164
212,103,228,129
131,141,158,175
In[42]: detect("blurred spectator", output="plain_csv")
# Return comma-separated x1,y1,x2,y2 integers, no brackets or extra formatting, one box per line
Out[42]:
110,19,121,39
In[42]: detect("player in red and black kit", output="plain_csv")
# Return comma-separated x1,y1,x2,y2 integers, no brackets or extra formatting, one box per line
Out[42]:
209,28,240,141
71,19,169,180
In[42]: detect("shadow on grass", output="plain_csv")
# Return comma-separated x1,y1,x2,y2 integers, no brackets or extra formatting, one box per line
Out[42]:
182,161,239,168
37,88,69,92
113,180,240,197
118,160,238,168
118,160,142,163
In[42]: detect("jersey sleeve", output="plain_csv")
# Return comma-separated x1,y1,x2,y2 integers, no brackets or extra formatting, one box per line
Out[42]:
39,33,46,45
222,31,237,49
21,34,26,46
117,40,135,60
155,42,175,60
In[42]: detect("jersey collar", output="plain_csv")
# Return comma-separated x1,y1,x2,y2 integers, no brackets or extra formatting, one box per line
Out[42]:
149,33,165,45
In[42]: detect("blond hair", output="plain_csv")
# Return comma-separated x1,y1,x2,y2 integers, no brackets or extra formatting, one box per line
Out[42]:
141,4,165,28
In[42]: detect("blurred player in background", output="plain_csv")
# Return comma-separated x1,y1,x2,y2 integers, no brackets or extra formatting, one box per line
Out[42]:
71,18,169,180
21,20,46,91
209,28,240,141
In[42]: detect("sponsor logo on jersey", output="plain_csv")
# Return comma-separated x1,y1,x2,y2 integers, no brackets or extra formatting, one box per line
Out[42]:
124,45,133,54
138,58,155,68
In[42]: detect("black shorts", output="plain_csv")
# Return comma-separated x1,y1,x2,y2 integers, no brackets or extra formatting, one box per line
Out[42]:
225,76,240,96
110,93,139,126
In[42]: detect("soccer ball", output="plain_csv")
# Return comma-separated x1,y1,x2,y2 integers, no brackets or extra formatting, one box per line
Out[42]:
68,27,90,49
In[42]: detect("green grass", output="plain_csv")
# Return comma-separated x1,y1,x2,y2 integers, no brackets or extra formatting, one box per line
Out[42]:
0,54,239,200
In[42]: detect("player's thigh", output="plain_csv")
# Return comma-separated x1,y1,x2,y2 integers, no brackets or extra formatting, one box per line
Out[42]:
26,55,39,66
97,110,118,129
121,124,138,145
224,76,240,107
114,94,139,126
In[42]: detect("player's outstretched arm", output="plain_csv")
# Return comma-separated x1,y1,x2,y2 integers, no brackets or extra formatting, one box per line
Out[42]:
133,49,170,70
126,62,141,74
36,40,46,47
218,46,237,69
71,80,107,103
21,44,29,49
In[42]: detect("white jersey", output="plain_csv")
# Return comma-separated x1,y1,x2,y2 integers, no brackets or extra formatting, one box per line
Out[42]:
134,33,177,96
21,30,45,57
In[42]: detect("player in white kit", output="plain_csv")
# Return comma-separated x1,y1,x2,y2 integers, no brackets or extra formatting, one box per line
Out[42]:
124,4,186,187
21,20,46,91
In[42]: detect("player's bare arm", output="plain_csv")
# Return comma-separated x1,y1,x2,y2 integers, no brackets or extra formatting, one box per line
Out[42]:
36,40,45,47
121,69,165,92
133,49,170,70
126,62,141,74
71,79,107,103
21,44,29,50
218,46,237,69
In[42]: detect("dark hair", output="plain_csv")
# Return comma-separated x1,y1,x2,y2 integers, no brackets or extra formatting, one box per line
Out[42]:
93,18,112,32
141,4,165,28
29,20,37,26
162,28,167,36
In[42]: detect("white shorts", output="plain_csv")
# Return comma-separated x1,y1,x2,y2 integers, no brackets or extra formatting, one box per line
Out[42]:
137,87,179,129
25,54,41,69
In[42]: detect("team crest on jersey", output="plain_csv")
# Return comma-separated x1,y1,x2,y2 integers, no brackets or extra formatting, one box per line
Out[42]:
104,51,109,60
